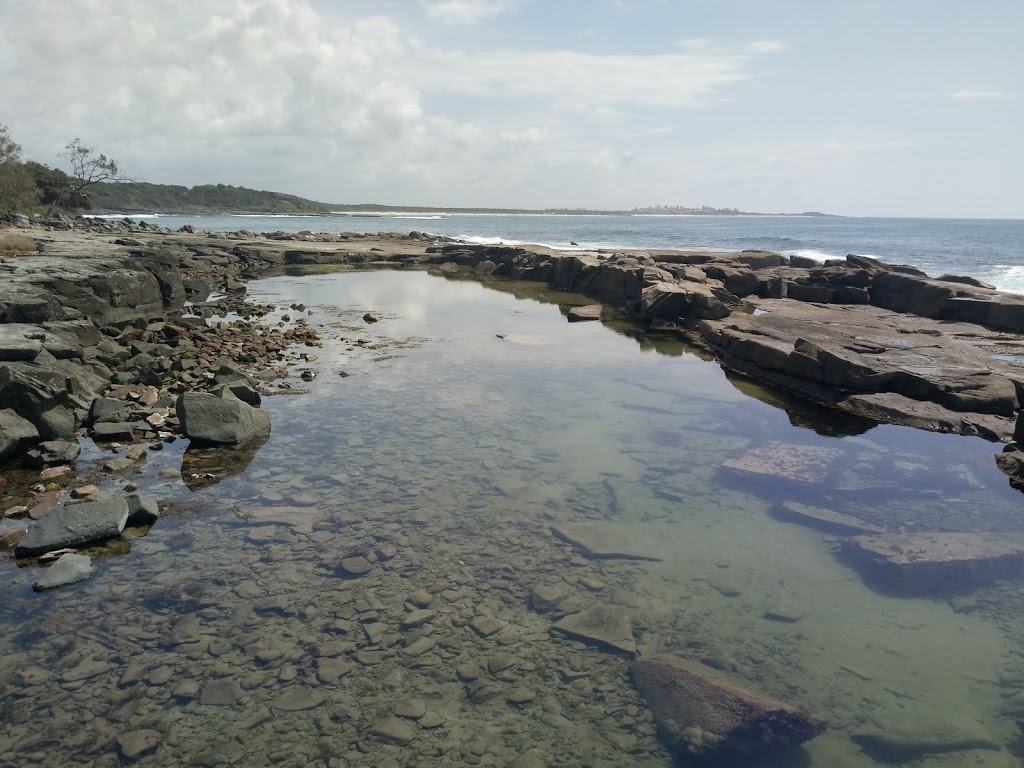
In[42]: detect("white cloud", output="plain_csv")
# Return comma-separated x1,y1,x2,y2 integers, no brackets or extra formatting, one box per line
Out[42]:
0,0,786,205
417,0,520,26
950,89,1016,101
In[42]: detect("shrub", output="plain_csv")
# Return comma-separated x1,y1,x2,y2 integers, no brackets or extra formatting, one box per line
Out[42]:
0,233,38,254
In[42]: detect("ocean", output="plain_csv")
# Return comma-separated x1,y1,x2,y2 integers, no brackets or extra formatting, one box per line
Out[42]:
99,212,1024,293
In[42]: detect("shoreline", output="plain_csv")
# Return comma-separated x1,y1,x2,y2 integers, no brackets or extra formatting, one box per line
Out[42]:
4,214,1024,543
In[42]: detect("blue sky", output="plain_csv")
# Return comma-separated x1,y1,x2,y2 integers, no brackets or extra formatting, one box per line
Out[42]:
2,0,1021,216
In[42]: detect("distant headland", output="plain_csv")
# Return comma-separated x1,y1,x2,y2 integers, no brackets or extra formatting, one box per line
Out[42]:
86,181,837,218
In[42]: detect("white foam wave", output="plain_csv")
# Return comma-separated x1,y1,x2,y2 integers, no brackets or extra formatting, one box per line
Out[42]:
782,249,833,262
990,265,1024,295
389,215,445,220
84,213,164,219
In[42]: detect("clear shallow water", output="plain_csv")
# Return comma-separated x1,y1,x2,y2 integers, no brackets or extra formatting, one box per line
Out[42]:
2,270,1024,767
104,212,1024,293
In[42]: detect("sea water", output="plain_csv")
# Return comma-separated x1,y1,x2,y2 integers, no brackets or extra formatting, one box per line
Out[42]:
2,270,1023,767
99,212,1024,293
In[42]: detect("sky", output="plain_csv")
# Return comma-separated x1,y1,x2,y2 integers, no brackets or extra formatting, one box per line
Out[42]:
1,0,1021,217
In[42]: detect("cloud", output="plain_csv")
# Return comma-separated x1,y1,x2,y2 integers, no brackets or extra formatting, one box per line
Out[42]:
0,0,786,205
950,89,1016,101
417,0,520,26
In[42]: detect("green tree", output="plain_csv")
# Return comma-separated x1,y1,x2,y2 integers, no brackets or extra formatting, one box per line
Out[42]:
0,123,40,215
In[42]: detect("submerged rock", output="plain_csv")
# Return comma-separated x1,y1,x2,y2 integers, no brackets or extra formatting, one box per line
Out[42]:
550,522,662,561
552,604,637,657
631,655,826,761
850,714,999,762
773,500,884,536
15,495,129,558
721,441,844,485
567,304,602,322
32,553,94,591
840,532,1024,595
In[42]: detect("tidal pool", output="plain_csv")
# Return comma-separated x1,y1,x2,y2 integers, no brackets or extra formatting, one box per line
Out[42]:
2,269,1023,768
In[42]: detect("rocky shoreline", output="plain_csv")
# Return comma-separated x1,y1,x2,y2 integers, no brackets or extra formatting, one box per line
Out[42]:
3,215,1024,763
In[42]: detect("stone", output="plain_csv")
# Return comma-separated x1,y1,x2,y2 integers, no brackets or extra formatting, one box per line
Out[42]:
530,583,570,614
773,500,884,536
28,439,80,467
470,616,504,638
93,421,148,441
721,442,844,485
550,522,662,561
0,407,39,461
406,589,433,607
15,495,130,557
273,687,326,712
211,381,261,406
763,602,804,623
850,714,999,762
126,494,160,526
400,609,435,630
0,324,44,361
118,729,162,760
567,304,602,322
39,465,71,480
393,699,427,720
631,655,826,760
70,484,99,499
339,556,373,577
200,680,241,706
552,604,637,657
32,553,94,591
840,532,1024,595
369,715,415,746
363,311,383,323
176,391,271,446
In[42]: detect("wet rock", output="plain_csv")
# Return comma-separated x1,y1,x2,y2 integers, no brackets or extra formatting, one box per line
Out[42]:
400,609,435,630
70,484,99,499
126,494,160,526
530,583,570,614
26,439,80,467
363,311,383,323
117,729,162,760
763,601,804,624
15,495,129,557
567,304,602,322
339,556,373,577
470,616,504,638
32,553,94,591
406,589,433,607
550,522,662,561
393,699,427,720
211,381,261,406
0,527,26,551
840,532,1024,595
273,687,326,712
552,604,637,657
369,715,415,746
631,655,826,760
721,441,844,485
39,465,71,480
200,680,241,706
176,390,271,446
773,500,884,536
850,714,999,762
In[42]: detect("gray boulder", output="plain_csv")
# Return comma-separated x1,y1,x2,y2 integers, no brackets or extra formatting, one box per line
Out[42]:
33,553,94,591
26,439,80,467
0,408,40,462
631,655,826,760
126,494,160,526
15,495,130,558
176,391,271,445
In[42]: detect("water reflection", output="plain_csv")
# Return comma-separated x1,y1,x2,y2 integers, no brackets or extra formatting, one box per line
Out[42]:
1,270,1023,768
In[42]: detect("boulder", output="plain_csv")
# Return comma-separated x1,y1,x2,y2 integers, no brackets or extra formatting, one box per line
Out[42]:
25,439,80,468
0,407,40,462
631,655,826,760
126,494,160,526
0,324,44,361
32,553,94,591
840,532,1024,595
566,305,602,322
176,391,271,446
15,495,130,558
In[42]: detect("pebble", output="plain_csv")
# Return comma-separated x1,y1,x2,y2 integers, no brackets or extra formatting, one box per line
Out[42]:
469,616,503,638
393,698,427,720
340,556,373,576
70,484,99,499
369,715,415,746
406,589,433,607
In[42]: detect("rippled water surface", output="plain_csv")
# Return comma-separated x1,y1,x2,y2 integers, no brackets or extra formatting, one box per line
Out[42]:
2,270,1024,767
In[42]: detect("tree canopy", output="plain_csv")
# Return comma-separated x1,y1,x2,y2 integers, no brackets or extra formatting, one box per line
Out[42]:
0,124,40,215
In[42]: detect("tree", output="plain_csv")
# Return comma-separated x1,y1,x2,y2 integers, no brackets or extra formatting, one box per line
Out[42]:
55,138,131,210
0,123,40,215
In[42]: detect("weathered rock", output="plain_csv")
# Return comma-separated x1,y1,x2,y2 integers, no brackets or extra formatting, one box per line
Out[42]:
339,556,373,577
850,714,999,762
550,522,662,561
32,553,94,591
0,407,40,461
210,381,261,406
272,687,325,712
531,583,571,614
126,494,160,526
15,495,129,557
176,391,271,446
567,304,602,322
26,439,80,467
840,532,1024,595
363,311,383,323
631,655,827,760
552,604,637,657
368,715,415,746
